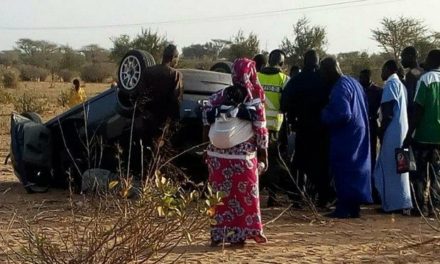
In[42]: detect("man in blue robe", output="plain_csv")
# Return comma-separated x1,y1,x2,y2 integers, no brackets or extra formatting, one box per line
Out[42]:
320,57,372,218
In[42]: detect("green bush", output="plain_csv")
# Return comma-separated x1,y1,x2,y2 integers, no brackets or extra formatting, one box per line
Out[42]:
18,65,50,81
81,63,116,83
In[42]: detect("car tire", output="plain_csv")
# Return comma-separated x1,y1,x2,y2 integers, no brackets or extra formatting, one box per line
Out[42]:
117,50,156,95
115,88,136,118
21,112,43,124
209,61,232,73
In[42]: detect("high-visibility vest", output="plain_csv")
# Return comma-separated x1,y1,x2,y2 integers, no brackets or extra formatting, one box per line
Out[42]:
257,72,289,131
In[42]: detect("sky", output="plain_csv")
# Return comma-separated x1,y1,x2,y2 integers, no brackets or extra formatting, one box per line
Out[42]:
0,0,439,54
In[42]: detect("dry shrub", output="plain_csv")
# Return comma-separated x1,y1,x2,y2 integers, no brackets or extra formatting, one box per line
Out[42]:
1,120,223,263
0,88,14,104
81,63,116,83
13,90,48,114
57,89,70,107
58,69,79,83
0,67,20,88
2,171,222,263
18,65,50,82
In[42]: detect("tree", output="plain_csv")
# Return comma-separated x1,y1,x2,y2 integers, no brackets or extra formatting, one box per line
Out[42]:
372,17,429,61
211,39,232,59
131,29,168,62
15,39,58,57
222,31,260,61
413,32,440,62
182,44,206,59
182,43,217,59
14,39,60,69
81,44,111,64
110,35,132,63
14,39,62,82
110,29,168,63
0,50,21,66
336,52,391,83
59,46,86,72
281,17,327,67
173,38,232,61
337,51,371,77
79,45,115,83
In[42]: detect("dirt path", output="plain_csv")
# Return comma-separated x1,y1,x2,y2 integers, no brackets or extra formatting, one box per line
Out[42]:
1,128,440,263
166,208,440,263
1,174,440,263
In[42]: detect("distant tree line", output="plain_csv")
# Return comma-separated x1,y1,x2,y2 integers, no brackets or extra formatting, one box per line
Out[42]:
0,16,438,88
0,40,115,84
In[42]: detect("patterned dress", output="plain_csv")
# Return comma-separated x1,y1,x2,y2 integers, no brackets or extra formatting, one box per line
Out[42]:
203,58,269,244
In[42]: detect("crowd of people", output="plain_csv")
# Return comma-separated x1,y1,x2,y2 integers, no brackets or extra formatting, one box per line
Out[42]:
67,44,440,246
68,43,439,246
202,46,440,245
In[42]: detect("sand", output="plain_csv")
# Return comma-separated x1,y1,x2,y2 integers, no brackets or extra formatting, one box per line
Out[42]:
1,169,440,263
1,83,440,263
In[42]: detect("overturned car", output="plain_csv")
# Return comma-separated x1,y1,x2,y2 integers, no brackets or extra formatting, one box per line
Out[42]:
9,50,231,193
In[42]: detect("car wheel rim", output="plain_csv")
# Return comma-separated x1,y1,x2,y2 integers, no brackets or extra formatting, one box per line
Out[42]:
119,55,141,91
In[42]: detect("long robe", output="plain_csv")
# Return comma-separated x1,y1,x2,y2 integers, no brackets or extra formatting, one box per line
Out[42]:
374,74,412,212
282,67,332,203
322,76,372,204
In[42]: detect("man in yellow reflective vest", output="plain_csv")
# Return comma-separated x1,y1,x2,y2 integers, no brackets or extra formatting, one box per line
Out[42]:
257,49,289,207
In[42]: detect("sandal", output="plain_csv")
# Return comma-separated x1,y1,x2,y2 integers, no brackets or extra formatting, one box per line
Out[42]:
210,240,221,247
254,234,268,244
230,239,246,247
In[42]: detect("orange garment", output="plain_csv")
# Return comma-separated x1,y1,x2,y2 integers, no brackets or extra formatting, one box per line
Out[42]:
68,87,87,107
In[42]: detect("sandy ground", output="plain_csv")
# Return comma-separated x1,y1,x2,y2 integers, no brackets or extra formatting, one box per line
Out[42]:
1,82,440,263
1,174,440,263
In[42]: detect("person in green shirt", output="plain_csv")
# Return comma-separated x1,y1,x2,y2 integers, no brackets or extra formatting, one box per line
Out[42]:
404,49,440,216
